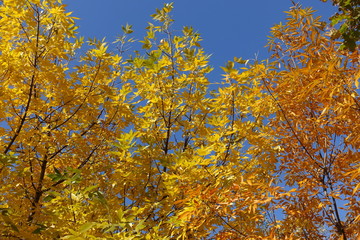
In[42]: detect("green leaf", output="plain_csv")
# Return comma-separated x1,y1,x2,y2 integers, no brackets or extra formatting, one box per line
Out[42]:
43,194,56,202
54,167,61,175
1,213,19,233
79,222,95,233
135,219,146,232
234,57,249,65
122,23,133,34
32,224,47,234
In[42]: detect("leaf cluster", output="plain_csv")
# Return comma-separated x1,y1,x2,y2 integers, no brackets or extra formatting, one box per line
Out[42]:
0,1,359,239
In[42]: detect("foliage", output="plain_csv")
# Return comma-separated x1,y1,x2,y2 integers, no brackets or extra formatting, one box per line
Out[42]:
0,0,359,239
321,0,360,51
266,5,360,239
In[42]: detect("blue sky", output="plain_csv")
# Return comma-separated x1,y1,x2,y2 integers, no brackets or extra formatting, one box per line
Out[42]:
62,0,337,79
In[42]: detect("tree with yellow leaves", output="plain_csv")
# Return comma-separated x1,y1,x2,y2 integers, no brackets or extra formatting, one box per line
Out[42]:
264,5,360,239
0,0,132,237
0,1,359,239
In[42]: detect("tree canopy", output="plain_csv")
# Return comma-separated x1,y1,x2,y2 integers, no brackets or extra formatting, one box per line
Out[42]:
322,0,360,51
0,0,359,239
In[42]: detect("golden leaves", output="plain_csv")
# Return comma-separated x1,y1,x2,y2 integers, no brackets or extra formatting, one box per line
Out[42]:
1,1,359,239
264,4,360,239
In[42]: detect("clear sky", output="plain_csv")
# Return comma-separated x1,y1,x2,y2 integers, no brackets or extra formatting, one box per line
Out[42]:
62,0,337,80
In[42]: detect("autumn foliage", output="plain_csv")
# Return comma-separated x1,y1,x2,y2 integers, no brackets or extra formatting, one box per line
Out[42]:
0,1,359,239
